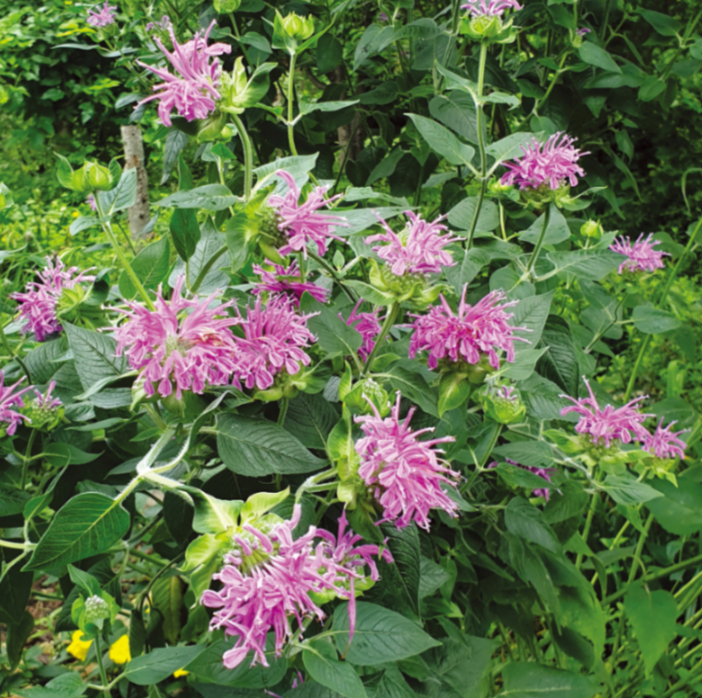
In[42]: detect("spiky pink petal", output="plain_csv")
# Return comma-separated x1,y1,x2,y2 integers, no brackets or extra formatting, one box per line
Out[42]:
113,276,239,399
365,211,458,276
644,419,687,460
409,285,528,370
11,257,95,342
610,234,669,274
87,1,117,27
0,373,33,435
341,302,383,362
461,0,522,17
354,392,459,530
268,170,347,258
501,132,588,190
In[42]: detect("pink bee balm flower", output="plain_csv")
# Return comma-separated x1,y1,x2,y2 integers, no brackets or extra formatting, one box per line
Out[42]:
201,506,388,669
32,381,62,411
461,0,522,17
365,211,458,276
577,27,592,36
501,132,588,190
354,392,460,530
11,257,95,342
643,419,687,460
252,259,330,306
86,194,97,212
268,170,347,258
87,1,117,27
0,373,33,436
609,233,669,274
488,458,556,500
231,295,316,391
341,301,383,362
137,20,231,127
114,276,239,399
560,378,652,448
409,285,527,371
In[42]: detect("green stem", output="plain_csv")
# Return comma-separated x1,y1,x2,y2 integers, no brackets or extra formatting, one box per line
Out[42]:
287,53,298,156
576,484,598,570
624,215,701,400
363,303,399,374
20,428,37,490
277,397,289,426
308,251,358,303
466,42,489,249
526,205,551,274
93,635,111,695
0,539,32,550
230,112,253,200
95,198,154,311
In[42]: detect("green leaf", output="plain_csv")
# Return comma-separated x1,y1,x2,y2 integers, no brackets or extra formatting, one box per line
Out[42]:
578,43,621,73
124,645,207,685
646,478,702,535
519,205,570,246
536,316,579,395
444,248,490,294
118,237,171,298
407,113,475,166
317,33,343,74
631,305,681,334
183,639,287,687
504,497,561,553
380,522,421,614
300,100,359,115
438,371,471,416
303,641,367,698
6,611,34,669
360,82,398,106
366,149,405,186
602,474,664,505
429,91,478,143
24,493,130,571
108,167,137,214
151,576,184,645
383,365,438,417
419,556,451,599
343,280,395,306
639,9,682,36
0,563,33,625
283,393,340,449
156,184,237,210
302,296,364,356
447,196,499,233
170,209,201,262
510,292,554,348
15,672,86,698
624,583,678,674
216,413,326,476
494,462,555,494
493,441,554,469
638,76,667,102
64,322,128,390
546,250,622,281
332,602,439,665
498,662,598,697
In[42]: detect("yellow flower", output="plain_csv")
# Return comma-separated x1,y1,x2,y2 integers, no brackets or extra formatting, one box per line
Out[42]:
67,630,92,661
72,211,79,217
173,668,189,678
108,635,131,665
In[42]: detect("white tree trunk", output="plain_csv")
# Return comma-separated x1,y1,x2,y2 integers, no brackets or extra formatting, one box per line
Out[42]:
121,125,150,239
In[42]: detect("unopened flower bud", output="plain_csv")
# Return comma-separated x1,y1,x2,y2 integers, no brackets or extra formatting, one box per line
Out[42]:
581,219,603,239
84,595,110,623
214,0,241,12
282,12,315,41
84,161,113,191
481,384,525,424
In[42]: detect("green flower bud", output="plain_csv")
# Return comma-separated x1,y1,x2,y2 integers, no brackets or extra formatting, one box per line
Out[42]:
282,12,315,41
84,161,113,191
214,0,241,12
344,378,390,417
84,595,110,623
480,384,526,424
196,111,227,142
460,14,517,43
581,219,604,239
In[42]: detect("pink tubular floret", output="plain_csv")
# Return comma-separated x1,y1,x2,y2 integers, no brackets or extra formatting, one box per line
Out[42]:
0,372,33,436
461,0,522,18
268,170,347,258
409,284,528,370
609,233,669,274
354,392,460,530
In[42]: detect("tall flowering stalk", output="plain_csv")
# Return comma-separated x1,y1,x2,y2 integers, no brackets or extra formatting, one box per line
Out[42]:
114,276,239,399
610,234,669,274
365,212,458,276
231,295,316,391
501,132,588,191
354,392,460,530
201,507,390,668
268,170,347,258
12,257,95,342
409,285,527,370
137,20,231,126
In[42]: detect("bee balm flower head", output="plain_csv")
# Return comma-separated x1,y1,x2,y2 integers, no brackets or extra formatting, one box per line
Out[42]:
86,1,117,27
610,233,669,274
643,419,687,460
461,0,522,17
0,373,32,436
